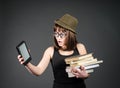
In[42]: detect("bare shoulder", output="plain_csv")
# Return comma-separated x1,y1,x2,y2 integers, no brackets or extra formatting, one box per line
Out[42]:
46,46,54,51
76,43,87,55
77,43,85,48
45,46,54,58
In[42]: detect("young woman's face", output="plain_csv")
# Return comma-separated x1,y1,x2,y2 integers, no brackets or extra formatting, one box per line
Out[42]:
54,25,67,48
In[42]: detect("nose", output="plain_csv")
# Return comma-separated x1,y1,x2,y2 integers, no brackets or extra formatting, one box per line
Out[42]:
58,36,62,39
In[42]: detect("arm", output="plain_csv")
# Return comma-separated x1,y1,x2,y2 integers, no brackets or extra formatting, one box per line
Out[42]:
76,43,87,55
71,43,89,78
18,46,54,76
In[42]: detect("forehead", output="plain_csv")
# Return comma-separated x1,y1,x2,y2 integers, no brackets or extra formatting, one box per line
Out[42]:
54,24,67,32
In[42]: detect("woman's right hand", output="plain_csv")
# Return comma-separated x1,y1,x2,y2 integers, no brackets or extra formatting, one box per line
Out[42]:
17,55,25,65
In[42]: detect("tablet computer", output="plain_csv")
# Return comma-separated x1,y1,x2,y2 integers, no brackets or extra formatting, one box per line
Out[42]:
16,41,32,65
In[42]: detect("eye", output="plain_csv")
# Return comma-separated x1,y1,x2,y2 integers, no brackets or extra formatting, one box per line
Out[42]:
62,32,66,36
54,32,58,37
60,33,64,36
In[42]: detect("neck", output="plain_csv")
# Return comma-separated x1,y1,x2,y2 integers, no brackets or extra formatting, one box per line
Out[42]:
60,45,67,51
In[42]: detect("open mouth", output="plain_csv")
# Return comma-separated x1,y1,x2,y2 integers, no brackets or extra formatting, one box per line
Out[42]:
58,41,62,43
57,41,63,45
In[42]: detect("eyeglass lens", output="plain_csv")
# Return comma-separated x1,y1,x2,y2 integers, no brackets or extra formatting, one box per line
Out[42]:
54,32,66,38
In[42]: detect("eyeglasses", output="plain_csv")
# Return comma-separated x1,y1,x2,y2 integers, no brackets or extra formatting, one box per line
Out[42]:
54,32,67,38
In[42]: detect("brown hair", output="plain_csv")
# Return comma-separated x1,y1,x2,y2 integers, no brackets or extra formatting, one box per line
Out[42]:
53,24,78,51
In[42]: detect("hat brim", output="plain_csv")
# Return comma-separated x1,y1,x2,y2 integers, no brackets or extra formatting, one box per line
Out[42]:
54,20,76,34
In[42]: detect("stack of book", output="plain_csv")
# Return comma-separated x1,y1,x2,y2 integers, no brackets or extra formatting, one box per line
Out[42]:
65,53,103,77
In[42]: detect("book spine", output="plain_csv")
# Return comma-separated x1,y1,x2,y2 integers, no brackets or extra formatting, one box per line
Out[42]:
85,64,100,70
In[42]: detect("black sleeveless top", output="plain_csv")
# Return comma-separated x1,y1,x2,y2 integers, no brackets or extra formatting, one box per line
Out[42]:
50,48,86,88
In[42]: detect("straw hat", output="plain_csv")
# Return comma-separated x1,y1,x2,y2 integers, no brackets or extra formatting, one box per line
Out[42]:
54,14,78,33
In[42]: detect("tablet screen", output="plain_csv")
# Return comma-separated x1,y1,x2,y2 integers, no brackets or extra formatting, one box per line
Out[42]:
18,43,30,61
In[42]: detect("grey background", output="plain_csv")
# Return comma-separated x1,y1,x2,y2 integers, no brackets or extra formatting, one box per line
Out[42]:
1,0,120,88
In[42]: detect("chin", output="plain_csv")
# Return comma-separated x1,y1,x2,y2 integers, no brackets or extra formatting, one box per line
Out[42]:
58,44,63,47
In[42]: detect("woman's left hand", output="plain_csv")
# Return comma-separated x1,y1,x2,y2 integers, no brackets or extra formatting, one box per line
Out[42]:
71,65,89,78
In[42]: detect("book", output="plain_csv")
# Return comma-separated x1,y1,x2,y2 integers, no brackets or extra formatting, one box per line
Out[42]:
68,56,94,65
66,64,100,73
70,59,103,67
65,53,93,64
64,53,103,78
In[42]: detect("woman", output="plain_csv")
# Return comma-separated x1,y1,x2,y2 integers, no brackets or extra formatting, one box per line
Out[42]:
18,14,89,88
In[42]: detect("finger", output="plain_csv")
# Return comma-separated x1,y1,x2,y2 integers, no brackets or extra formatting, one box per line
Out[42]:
18,57,23,61
80,65,85,70
72,68,80,74
20,61,24,64
73,72,79,76
76,68,81,73
73,72,80,78
19,59,24,64
17,55,22,59
19,58,22,62
71,68,77,73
